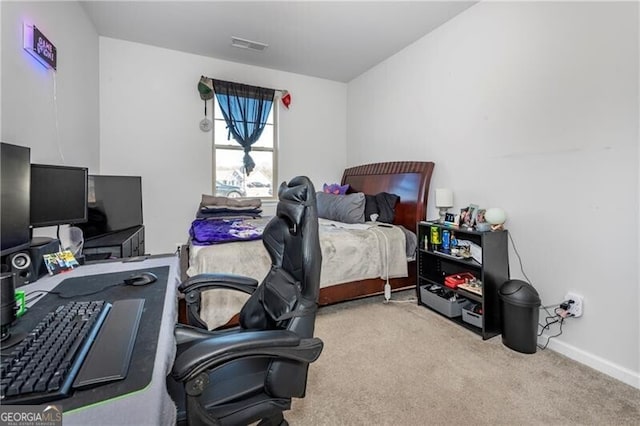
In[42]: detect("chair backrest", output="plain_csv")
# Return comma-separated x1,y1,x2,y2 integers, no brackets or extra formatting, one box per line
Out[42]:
239,176,322,397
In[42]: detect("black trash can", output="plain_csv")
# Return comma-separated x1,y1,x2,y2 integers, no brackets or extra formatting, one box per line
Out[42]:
499,279,541,354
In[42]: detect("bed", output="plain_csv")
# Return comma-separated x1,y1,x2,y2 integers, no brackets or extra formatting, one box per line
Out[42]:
180,161,434,326
315,161,434,304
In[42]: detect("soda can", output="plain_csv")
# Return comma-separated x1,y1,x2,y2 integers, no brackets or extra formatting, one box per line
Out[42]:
430,226,441,245
442,230,451,251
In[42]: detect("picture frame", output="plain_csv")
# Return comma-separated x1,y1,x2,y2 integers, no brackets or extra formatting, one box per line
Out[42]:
459,207,469,227
43,250,79,276
476,209,486,224
460,204,479,229
468,204,479,225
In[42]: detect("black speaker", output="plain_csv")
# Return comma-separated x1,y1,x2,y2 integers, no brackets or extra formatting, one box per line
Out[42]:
8,252,33,287
5,239,61,287
29,239,61,280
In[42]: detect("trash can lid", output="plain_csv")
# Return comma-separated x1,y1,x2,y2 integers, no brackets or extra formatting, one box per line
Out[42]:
498,279,541,307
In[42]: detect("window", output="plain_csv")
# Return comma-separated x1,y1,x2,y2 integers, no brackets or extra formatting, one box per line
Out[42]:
212,98,277,199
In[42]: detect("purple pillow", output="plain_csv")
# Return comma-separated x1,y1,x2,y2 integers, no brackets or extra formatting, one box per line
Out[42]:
323,183,349,195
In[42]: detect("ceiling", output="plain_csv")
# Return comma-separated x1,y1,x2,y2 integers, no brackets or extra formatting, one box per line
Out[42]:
80,1,477,83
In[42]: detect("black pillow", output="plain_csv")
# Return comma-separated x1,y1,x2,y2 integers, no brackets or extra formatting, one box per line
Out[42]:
375,192,400,223
364,195,379,222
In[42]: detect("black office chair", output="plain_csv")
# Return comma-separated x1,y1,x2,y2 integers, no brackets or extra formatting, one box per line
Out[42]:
167,176,323,426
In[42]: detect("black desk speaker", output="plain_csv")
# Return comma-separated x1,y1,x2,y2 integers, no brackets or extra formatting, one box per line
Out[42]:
5,239,60,287
7,252,33,287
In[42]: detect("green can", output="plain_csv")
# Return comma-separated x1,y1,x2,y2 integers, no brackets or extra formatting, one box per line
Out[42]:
430,225,441,245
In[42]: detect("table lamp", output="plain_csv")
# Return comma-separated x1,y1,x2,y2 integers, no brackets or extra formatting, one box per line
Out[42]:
435,189,453,223
485,207,507,230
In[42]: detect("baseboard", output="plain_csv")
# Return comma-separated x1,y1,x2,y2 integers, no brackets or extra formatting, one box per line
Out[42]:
540,335,640,389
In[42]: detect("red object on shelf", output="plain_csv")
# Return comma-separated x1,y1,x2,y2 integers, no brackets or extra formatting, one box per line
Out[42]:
444,272,476,289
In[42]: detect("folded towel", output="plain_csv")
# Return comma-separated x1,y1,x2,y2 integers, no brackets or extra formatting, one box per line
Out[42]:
200,194,262,209
190,218,263,245
197,208,262,219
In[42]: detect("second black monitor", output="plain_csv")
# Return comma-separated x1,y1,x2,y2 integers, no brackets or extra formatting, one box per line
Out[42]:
30,163,88,228
79,175,143,239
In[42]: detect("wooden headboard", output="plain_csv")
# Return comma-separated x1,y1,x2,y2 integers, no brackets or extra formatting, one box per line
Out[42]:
341,161,435,233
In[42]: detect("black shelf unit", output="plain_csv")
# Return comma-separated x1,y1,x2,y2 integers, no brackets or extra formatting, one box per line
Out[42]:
416,221,509,340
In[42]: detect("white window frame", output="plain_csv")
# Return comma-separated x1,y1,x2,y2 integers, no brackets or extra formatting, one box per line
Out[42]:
211,98,278,200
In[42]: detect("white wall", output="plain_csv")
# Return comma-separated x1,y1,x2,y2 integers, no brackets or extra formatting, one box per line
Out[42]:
99,37,347,255
1,1,100,242
348,2,639,387
1,1,99,168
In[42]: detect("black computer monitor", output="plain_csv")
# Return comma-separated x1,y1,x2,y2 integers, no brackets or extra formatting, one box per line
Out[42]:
30,164,88,228
0,143,32,257
78,175,143,239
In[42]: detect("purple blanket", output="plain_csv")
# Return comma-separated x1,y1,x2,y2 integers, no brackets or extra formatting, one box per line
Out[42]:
190,218,263,246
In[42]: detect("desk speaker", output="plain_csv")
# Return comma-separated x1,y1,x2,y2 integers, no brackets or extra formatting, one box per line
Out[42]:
5,239,61,287
8,252,33,287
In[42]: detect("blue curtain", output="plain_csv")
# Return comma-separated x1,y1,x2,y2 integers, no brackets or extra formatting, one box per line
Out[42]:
212,79,275,175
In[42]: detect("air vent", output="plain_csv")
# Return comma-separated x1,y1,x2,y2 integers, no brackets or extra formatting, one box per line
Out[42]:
231,36,268,52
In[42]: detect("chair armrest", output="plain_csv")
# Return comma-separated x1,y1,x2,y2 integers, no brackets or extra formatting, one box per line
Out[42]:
179,273,259,295
174,323,228,345
172,329,323,382
180,273,260,329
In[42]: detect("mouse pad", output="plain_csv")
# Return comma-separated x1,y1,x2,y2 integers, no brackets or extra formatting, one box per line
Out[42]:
8,266,170,411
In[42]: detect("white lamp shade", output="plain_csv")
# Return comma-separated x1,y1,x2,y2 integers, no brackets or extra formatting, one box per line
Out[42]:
435,188,453,208
485,208,507,225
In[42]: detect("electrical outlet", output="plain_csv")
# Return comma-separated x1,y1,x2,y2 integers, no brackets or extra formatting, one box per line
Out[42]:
565,292,583,317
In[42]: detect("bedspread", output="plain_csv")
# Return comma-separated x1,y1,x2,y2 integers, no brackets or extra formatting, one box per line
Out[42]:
187,218,409,328
188,218,408,285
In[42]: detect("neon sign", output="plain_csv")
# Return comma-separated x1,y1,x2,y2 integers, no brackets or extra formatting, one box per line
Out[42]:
23,23,57,70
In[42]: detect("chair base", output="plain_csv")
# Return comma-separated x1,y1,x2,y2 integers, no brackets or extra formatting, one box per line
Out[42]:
257,412,287,426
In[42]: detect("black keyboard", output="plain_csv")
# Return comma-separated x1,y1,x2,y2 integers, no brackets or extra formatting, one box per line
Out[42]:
0,299,144,405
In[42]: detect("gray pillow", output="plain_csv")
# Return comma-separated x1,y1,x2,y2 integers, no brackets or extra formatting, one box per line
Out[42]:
316,192,365,224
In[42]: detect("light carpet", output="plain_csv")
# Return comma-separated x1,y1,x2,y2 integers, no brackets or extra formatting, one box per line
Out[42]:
286,291,640,425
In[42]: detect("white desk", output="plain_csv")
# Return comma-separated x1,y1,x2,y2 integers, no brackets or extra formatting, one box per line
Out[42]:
15,255,180,426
